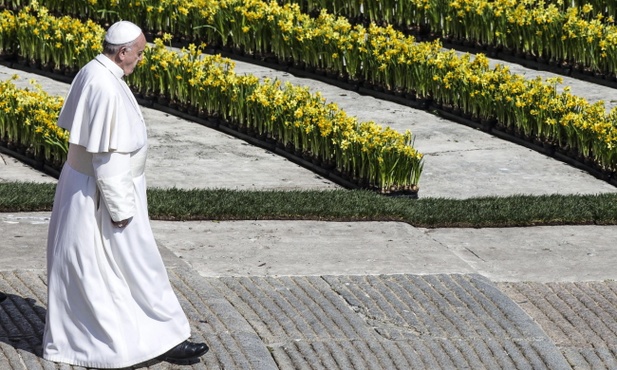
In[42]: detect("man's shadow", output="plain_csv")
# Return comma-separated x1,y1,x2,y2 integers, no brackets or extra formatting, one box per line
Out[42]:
0,293,184,369
0,293,46,359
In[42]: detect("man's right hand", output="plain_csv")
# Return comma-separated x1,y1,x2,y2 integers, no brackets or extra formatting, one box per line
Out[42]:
112,218,132,229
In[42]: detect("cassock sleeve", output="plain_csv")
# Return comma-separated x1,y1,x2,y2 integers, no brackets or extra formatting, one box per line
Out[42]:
93,152,135,222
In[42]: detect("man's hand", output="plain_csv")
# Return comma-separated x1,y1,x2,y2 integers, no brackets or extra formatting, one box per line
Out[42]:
112,218,132,229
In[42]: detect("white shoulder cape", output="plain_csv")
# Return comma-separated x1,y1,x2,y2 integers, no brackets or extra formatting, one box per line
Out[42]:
58,54,146,153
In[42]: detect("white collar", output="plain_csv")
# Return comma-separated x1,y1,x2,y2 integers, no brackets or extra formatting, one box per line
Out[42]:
95,54,124,79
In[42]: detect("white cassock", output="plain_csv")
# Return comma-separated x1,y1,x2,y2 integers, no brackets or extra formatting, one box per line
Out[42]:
43,54,191,369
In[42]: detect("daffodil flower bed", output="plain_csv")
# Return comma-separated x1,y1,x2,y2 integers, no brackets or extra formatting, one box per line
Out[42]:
130,38,424,193
83,0,617,175
0,5,424,194
0,76,67,166
9,0,617,79
279,0,617,78
4,1,617,183
1,3,103,74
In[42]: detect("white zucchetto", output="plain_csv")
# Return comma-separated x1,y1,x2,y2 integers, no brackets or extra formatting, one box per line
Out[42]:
104,21,142,45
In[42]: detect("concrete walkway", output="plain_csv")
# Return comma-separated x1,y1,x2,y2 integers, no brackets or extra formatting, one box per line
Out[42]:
1,52,617,369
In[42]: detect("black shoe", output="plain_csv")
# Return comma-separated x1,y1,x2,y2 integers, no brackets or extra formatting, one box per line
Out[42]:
157,340,209,365
0,292,6,303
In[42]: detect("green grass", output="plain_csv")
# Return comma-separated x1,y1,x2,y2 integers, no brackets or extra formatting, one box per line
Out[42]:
2,181,617,228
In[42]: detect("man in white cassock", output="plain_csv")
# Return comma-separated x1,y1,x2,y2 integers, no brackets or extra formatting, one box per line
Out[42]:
43,21,208,368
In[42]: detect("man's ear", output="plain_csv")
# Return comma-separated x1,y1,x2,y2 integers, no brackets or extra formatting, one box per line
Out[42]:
117,47,127,60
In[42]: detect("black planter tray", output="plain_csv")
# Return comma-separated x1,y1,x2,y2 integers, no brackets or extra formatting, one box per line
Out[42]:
0,143,61,179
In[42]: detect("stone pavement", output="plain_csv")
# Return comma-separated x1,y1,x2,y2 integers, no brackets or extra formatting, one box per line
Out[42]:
1,52,617,369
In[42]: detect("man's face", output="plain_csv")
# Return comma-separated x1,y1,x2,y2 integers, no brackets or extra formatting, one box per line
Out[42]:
118,33,146,76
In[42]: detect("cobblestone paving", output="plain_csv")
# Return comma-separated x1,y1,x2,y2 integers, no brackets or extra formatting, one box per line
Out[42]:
8,270,615,369
216,274,569,369
499,281,617,370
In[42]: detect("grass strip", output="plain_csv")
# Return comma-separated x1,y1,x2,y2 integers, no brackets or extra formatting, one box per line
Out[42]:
2,182,616,228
